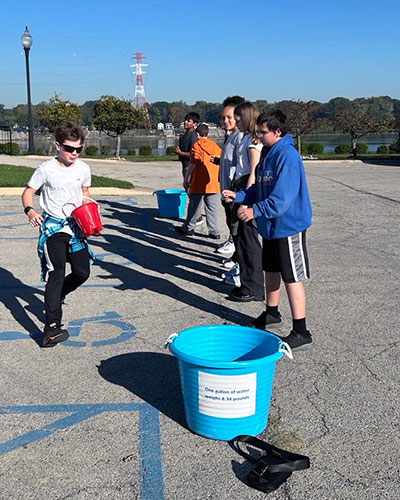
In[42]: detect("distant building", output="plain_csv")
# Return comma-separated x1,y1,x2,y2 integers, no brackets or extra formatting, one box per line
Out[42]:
157,122,164,130
165,123,174,130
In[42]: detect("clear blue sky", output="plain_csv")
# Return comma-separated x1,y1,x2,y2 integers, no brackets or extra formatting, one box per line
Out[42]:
1,0,399,108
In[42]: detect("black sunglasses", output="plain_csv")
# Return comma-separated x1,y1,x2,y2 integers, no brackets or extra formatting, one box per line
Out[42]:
61,143,83,154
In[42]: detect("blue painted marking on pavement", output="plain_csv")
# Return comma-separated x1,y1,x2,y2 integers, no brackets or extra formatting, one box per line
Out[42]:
0,236,37,240
64,311,137,347
94,251,137,266
0,222,28,229
0,403,164,500
139,404,164,500
0,311,137,348
0,331,29,340
0,283,141,290
91,319,136,346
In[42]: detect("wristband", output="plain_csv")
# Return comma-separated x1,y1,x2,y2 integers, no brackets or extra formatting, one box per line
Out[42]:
24,206,34,215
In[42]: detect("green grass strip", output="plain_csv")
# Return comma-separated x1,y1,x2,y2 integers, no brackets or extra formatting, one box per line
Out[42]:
0,164,133,189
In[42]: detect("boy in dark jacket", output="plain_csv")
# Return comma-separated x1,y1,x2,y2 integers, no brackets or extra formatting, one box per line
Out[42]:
222,110,312,351
175,112,200,179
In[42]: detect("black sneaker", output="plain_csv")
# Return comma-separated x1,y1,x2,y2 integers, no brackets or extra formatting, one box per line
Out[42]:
42,325,69,348
278,330,312,351
249,311,282,329
230,287,264,303
207,233,221,240
175,226,194,236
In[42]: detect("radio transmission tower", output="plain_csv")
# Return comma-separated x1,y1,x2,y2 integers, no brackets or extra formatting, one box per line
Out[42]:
130,52,151,128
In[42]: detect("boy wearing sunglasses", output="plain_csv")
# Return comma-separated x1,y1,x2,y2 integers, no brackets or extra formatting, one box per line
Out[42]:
222,110,312,351
22,121,94,347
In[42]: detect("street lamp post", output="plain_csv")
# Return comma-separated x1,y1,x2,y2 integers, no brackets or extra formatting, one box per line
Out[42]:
21,26,35,155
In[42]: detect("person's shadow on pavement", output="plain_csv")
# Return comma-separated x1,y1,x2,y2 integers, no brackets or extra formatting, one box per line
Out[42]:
0,266,44,342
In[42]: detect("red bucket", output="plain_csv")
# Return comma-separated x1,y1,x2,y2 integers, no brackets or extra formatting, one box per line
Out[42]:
70,199,103,238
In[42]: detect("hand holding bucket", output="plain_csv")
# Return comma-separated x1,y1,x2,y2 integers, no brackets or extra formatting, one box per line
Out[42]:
64,197,103,238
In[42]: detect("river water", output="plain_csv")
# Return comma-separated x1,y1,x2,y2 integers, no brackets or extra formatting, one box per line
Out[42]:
13,132,399,155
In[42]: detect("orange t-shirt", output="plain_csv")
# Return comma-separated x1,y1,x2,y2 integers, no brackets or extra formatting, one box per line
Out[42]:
189,138,221,194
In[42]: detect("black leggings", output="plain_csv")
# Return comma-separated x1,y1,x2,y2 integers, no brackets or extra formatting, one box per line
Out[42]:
44,232,90,326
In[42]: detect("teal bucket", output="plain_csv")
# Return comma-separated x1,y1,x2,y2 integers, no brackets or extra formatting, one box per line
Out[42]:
166,325,292,441
153,189,187,218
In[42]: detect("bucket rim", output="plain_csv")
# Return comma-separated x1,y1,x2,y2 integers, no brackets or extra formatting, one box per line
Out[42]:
153,189,186,195
168,324,283,369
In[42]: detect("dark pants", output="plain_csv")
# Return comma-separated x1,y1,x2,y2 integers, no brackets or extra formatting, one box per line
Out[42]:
44,232,90,326
222,199,237,262
233,219,264,299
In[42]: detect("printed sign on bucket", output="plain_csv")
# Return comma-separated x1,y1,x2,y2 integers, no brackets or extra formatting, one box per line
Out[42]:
198,371,256,418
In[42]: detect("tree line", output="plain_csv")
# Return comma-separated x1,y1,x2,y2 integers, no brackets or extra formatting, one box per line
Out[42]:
1,94,399,157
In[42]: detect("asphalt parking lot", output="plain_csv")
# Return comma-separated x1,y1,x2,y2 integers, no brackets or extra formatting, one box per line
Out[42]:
0,157,399,499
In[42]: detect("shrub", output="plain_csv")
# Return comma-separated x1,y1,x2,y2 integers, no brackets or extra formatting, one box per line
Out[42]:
356,142,368,155
127,148,136,156
139,145,152,156
166,146,176,156
0,142,20,155
101,145,112,156
294,142,308,155
35,147,44,155
0,142,19,156
301,142,309,155
85,145,98,156
389,142,397,154
376,145,389,154
334,144,352,154
308,143,324,155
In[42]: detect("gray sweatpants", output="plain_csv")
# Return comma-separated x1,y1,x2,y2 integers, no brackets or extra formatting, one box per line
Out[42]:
184,193,220,235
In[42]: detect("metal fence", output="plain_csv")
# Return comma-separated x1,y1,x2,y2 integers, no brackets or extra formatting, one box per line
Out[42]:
0,125,13,155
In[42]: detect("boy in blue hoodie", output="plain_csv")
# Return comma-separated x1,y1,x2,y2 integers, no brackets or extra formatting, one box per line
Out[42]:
222,110,312,350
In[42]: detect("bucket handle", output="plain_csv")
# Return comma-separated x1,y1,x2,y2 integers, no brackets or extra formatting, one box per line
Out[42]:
164,333,178,349
278,341,293,360
82,196,100,207
62,196,100,218
62,201,77,217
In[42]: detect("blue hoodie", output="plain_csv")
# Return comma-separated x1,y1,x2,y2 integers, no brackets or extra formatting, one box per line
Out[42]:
235,134,311,239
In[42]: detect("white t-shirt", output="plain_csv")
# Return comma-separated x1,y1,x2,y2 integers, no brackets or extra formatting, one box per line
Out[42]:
234,133,263,180
28,158,91,229
219,130,244,192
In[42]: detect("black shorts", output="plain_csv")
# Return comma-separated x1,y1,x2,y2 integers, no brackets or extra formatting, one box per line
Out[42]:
262,231,310,283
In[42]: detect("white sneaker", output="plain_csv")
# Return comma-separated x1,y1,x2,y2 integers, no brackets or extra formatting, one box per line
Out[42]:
195,215,204,226
221,258,235,270
221,262,239,279
224,274,241,287
215,239,235,255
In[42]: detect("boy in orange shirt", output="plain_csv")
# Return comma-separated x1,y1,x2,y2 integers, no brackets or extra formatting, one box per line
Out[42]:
175,123,221,238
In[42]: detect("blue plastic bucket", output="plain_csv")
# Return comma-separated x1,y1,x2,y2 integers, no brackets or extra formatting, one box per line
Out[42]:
167,325,292,441
153,189,187,218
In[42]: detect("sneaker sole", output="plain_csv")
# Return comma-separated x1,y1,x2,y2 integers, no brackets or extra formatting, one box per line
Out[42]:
290,342,313,351
252,323,284,330
215,248,234,254
42,331,69,348
250,319,283,329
